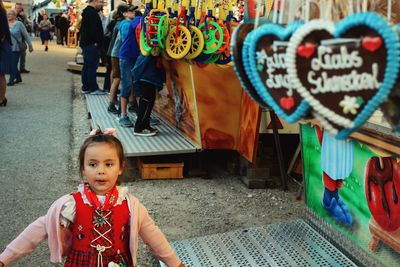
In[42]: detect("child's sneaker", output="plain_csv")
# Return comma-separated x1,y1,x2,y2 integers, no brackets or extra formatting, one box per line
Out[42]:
134,129,157,137
119,116,133,127
107,103,119,114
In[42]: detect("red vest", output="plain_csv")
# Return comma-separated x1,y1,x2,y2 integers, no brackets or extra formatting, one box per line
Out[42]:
70,192,131,256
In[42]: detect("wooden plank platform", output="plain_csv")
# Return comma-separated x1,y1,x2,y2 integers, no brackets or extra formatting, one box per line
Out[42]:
85,94,199,157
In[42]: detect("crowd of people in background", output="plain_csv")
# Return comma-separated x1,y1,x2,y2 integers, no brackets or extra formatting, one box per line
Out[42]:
1,0,165,137
0,0,33,106
80,0,164,137
0,1,82,108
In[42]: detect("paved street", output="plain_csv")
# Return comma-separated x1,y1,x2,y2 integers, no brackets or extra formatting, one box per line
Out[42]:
0,39,78,266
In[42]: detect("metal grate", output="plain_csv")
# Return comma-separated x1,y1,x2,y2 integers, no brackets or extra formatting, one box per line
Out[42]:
160,219,357,267
85,94,199,156
305,208,383,267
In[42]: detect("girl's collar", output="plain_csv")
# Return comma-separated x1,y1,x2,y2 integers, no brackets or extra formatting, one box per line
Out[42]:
77,184,128,208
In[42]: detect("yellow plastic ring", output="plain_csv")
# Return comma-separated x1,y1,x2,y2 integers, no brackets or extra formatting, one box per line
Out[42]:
185,25,205,60
165,25,192,59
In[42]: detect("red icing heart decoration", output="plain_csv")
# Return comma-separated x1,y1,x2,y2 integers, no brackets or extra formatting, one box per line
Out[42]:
362,37,383,52
280,96,295,110
297,43,316,58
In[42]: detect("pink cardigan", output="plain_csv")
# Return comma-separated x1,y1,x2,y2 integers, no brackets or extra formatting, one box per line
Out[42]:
0,193,181,267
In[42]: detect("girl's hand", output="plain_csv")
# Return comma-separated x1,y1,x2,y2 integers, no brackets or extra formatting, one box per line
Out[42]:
177,263,185,267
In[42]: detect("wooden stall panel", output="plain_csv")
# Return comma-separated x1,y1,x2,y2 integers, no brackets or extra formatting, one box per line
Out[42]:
191,64,242,150
237,91,262,163
154,60,201,147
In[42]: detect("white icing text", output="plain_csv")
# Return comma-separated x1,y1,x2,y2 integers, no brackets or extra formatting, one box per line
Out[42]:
307,45,380,94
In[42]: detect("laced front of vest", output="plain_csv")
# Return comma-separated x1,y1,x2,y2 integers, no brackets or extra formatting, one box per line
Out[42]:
91,209,113,267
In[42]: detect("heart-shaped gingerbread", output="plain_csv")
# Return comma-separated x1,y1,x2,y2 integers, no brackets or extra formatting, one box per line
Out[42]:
242,21,309,123
231,23,268,108
286,13,400,139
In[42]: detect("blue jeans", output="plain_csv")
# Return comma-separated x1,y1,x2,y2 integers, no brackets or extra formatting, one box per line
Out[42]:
119,59,136,99
9,51,21,82
81,45,100,92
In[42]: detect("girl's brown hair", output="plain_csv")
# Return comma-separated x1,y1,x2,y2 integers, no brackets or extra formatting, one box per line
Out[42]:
78,129,125,177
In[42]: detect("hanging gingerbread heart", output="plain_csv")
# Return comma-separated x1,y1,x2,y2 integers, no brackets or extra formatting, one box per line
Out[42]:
242,21,309,123
231,23,268,108
286,13,400,139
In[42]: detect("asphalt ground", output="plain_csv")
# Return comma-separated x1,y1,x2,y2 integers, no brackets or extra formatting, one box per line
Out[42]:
0,39,77,266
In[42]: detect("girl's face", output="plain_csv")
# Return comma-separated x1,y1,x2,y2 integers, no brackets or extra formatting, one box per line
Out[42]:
82,142,123,195
124,11,134,19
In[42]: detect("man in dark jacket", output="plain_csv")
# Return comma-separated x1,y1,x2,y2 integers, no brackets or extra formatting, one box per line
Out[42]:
59,14,70,46
54,12,62,45
79,0,105,94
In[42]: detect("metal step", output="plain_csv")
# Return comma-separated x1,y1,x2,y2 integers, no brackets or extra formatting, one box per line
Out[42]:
85,94,199,157
160,219,357,267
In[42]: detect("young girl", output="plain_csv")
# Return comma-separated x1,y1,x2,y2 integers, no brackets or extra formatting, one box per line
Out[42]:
0,128,184,267
39,14,52,51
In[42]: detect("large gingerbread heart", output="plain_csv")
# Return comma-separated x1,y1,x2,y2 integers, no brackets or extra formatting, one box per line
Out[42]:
286,13,400,139
231,23,268,108
242,21,309,123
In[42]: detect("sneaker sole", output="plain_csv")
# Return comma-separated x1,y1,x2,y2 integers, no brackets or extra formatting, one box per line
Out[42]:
133,132,156,137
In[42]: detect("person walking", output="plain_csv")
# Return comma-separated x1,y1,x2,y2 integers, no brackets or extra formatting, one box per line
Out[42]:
15,3,30,74
59,13,70,46
7,9,33,86
132,54,165,136
54,12,62,45
0,0,11,106
79,0,105,95
39,14,52,51
118,8,140,127
106,4,126,114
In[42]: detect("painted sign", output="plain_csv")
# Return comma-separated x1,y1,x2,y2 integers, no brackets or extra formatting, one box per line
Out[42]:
301,123,400,264
154,61,261,162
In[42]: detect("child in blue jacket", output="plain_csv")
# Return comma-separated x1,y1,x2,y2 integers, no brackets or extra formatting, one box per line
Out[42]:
131,54,166,136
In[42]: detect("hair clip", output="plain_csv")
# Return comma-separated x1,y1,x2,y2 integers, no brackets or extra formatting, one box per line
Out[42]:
89,128,117,137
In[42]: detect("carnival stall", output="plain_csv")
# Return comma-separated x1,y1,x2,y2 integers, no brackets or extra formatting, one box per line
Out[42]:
233,0,400,265
85,0,263,165
81,0,400,265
